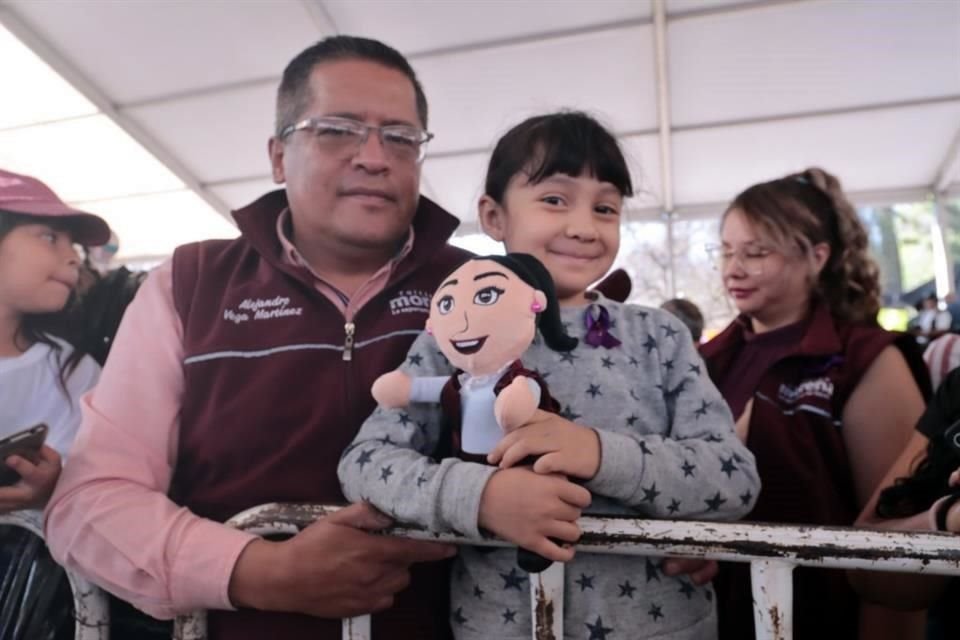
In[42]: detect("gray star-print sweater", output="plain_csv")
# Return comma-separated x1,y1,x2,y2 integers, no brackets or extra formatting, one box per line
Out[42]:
339,296,760,640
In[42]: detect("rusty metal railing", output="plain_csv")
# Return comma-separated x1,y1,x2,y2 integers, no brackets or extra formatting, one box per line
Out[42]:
0,510,109,640
173,503,960,640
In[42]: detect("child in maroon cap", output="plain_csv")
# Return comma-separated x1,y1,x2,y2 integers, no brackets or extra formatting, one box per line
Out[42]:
0,168,110,512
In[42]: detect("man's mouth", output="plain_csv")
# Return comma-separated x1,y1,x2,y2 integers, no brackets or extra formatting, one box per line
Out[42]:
450,336,487,355
340,188,396,202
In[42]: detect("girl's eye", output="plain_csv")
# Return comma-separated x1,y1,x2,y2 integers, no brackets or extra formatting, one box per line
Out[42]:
473,286,504,306
40,231,57,244
541,196,565,206
595,204,620,216
436,295,455,315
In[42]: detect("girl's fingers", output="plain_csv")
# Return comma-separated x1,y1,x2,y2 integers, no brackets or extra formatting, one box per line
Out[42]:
950,469,960,487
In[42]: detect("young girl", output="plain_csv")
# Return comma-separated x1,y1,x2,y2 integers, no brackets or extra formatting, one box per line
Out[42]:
0,168,107,513
700,168,928,640
340,112,759,639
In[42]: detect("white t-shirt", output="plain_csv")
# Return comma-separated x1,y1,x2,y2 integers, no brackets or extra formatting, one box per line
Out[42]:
0,337,100,458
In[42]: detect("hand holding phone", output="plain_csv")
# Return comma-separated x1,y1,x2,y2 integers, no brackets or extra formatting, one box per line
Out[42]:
0,425,49,486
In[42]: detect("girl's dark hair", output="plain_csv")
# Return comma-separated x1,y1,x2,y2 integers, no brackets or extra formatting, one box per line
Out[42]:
0,210,87,391
876,430,958,519
476,253,578,353
484,111,634,203
725,167,881,324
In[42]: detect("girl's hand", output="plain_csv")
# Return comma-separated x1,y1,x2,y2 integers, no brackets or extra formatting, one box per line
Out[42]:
0,445,62,513
478,467,590,563
487,410,601,480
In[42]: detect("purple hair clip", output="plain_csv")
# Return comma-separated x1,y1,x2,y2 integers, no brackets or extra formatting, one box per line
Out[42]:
584,304,621,349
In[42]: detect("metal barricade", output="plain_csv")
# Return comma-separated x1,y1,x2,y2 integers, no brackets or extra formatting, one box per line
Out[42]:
174,503,960,640
0,509,110,640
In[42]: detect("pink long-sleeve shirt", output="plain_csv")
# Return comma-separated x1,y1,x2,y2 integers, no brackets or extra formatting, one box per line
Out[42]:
44,211,414,619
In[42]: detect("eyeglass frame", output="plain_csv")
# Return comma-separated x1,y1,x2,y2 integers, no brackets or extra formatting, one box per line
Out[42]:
278,116,435,164
704,242,778,276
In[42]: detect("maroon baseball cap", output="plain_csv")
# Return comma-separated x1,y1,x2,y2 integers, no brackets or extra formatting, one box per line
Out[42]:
0,168,111,246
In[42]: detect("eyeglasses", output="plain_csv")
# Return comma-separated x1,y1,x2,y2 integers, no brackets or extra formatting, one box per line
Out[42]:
279,117,434,164
704,243,775,276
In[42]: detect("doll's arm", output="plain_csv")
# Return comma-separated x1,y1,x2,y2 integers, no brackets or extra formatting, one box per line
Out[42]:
494,376,542,432
372,370,448,408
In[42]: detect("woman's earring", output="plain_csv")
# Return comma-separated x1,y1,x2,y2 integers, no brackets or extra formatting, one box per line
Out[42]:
531,302,544,312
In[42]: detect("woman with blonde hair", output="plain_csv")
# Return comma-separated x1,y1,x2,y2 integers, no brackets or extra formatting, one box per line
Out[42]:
701,168,929,640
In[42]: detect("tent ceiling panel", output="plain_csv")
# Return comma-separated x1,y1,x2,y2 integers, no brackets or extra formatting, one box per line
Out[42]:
123,84,277,185
6,0,324,105
0,114,184,203
672,101,960,205
80,190,238,261
210,178,281,212
669,0,960,127
322,0,647,55
0,23,96,129
417,24,658,154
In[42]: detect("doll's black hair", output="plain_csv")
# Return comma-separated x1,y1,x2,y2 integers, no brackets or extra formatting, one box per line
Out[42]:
474,253,578,353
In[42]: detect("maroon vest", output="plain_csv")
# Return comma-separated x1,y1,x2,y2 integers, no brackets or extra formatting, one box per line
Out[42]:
170,190,469,640
701,303,919,640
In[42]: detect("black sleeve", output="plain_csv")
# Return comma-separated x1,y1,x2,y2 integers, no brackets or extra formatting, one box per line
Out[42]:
917,366,960,438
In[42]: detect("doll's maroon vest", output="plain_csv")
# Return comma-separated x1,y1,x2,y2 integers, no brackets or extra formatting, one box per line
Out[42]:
169,190,469,640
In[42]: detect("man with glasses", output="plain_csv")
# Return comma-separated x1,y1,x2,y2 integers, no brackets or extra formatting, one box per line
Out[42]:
44,36,467,640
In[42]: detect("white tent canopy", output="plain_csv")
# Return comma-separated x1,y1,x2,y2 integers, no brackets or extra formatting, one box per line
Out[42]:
1,0,958,262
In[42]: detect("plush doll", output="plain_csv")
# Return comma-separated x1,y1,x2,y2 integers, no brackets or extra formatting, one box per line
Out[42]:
371,253,578,571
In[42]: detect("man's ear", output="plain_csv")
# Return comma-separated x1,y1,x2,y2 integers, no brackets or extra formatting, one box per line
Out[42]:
268,137,286,184
477,195,506,242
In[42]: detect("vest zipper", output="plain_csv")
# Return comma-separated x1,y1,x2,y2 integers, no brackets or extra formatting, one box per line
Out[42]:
343,321,356,361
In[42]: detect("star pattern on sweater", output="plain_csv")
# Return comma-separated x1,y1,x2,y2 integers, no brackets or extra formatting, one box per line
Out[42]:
643,335,658,354
618,580,636,598
662,358,674,371
667,498,682,514
502,608,516,623
644,559,662,585
575,573,595,591
678,580,696,600
379,465,393,483
601,356,615,369
586,616,614,640
629,356,640,367
642,482,661,503
356,449,374,469
648,603,664,621
720,455,739,477
694,399,710,419
681,460,696,478
661,323,679,340
416,474,427,488
560,405,582,421
500,568,527,590
587,384,603,398
407,353,423,366
397,412,412,426
740,490,753,506
705,491,727,511
559,351,579,364
473,584,484,599
688,362,702,375
452,607,467,626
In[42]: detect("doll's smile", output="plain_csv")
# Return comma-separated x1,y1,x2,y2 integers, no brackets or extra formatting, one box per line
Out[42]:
450,336,488,354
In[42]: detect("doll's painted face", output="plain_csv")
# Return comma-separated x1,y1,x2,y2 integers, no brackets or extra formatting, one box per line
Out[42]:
427,258,547,376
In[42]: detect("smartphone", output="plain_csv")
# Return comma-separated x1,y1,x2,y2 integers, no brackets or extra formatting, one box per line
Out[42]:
944,418,960,458
0,424,48,486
